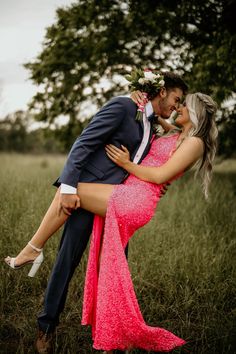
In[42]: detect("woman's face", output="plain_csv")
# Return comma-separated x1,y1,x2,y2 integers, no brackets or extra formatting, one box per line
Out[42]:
174,102,191,127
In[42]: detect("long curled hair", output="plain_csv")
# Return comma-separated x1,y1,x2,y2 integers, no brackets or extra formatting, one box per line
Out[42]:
185,93,218,199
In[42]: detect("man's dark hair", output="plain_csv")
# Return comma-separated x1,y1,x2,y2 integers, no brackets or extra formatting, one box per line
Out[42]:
163,72,188,95
148,72,188,100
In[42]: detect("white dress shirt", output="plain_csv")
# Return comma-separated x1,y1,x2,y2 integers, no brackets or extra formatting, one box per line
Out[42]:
60,101,154,194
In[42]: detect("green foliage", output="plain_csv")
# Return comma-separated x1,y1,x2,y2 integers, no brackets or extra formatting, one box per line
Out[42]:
218,108,236,157
52,116,91,151
23,0,236,153
0,154,236,353
0,111,29,152
25,0,235,112
0,110,87,153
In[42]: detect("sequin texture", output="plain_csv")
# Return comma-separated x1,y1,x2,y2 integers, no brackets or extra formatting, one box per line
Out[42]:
82,133,186,351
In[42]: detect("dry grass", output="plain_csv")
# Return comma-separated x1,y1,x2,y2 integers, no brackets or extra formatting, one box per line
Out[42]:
0,154,235,353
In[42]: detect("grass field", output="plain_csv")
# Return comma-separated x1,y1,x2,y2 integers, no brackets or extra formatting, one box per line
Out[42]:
0,153,236,354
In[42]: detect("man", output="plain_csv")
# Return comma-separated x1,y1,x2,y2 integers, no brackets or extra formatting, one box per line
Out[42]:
36,72,187,353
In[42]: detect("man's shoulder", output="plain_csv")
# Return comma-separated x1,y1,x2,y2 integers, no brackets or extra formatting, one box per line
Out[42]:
106,95,136,108
89,95,136,123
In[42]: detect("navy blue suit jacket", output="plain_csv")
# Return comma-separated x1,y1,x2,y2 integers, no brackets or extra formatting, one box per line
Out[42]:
56,96,153,187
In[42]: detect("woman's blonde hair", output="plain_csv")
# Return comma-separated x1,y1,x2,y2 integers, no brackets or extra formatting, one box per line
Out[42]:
186,93,218,198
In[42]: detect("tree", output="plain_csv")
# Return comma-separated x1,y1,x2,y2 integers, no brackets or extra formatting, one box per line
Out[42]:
0,111,29,152
0,110,76,153
25,0,236,152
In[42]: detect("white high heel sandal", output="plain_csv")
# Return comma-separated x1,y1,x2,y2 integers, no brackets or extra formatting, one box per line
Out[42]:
5,241,44,277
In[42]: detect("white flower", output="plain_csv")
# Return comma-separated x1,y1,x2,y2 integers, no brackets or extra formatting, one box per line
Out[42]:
138,78,146,85
144,71,157,81
159,79,165,86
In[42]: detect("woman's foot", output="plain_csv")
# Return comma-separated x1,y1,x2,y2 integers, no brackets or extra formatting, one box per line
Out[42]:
5,241,44,277
5,242,41,267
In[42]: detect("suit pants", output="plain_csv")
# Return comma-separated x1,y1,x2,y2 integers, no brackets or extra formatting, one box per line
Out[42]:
38,206,129,335
37,208,94,333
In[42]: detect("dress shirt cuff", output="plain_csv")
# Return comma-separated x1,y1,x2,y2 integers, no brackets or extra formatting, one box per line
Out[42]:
60,184,77,194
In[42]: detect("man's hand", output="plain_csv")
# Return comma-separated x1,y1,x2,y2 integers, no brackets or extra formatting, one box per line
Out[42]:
57,193,80,216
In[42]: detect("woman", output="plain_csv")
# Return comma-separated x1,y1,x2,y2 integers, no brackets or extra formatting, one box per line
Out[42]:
5,92,218,352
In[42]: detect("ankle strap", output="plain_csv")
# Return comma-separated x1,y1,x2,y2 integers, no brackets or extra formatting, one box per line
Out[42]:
28,242,43,252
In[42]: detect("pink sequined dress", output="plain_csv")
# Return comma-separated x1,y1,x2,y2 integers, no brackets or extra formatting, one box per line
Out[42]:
82,133,186,351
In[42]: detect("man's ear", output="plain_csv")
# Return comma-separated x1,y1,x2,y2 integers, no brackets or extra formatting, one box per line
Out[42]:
159,87,167,98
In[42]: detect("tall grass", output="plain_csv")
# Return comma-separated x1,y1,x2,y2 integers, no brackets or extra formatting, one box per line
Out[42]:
0,154,235,353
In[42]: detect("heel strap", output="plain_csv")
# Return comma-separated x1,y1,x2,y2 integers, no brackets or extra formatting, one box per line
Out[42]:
28,242,43,253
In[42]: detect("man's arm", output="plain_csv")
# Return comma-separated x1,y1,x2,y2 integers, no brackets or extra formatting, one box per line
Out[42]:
59,97,127,187
58,184,79,216
58,97,128,215
157,117,177,132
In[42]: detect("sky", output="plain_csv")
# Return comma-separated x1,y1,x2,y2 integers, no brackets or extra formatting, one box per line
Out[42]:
0,0,74,117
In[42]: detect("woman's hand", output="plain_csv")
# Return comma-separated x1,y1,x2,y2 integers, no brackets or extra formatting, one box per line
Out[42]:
105,144,130,168
130,90,148,106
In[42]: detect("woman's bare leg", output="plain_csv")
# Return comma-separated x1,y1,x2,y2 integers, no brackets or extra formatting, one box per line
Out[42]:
77,182,115,217
5,189,69,266
29,182,114,246
30,188,68,247
5,183,115,266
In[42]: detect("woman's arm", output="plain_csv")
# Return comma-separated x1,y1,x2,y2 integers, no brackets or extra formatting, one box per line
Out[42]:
106,137,204,184
157,117,178,132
